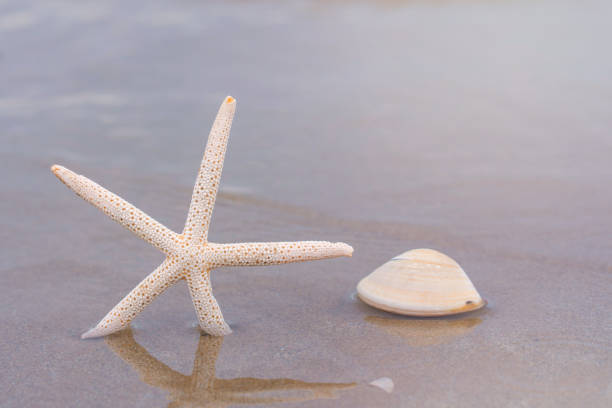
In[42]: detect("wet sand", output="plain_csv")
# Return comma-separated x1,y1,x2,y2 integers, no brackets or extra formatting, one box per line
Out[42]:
1,0,611,406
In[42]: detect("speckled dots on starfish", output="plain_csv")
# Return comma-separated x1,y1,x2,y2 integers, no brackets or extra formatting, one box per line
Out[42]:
51,96,353,339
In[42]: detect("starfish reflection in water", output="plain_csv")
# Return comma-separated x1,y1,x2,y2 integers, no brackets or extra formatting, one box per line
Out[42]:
106,330,356,407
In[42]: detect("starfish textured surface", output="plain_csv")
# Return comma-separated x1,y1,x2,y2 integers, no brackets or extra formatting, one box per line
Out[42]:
51,96,353,339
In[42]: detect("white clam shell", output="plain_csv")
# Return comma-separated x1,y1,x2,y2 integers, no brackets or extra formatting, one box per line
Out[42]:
357,249,485,316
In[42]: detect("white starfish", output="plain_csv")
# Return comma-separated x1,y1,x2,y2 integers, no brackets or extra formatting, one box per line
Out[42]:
51,96,353,339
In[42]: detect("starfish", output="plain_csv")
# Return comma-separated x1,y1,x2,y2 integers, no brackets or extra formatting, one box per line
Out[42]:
51,96,353,339
106,329,356,407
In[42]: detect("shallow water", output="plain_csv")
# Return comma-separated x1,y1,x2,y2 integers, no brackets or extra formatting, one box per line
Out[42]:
1,0,611,407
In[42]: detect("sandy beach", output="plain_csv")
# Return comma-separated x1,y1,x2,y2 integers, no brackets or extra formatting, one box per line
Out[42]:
1,0,611,406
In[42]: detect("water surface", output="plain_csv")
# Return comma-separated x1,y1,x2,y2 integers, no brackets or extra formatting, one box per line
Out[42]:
1,0,611,406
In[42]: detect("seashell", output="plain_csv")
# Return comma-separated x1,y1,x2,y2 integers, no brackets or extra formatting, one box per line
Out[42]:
357,249,485,316
369,377,394,393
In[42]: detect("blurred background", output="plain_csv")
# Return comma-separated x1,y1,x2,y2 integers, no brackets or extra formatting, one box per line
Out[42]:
1,0,611,407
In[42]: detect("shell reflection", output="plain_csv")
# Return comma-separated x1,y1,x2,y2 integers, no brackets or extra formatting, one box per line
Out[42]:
366,316,482,346
105,329,355,407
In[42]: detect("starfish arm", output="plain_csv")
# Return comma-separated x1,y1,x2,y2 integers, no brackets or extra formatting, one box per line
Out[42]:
82,258,182,339
183,96,236,242
185,269,232,336
51,165,179,255
205,241,354,268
